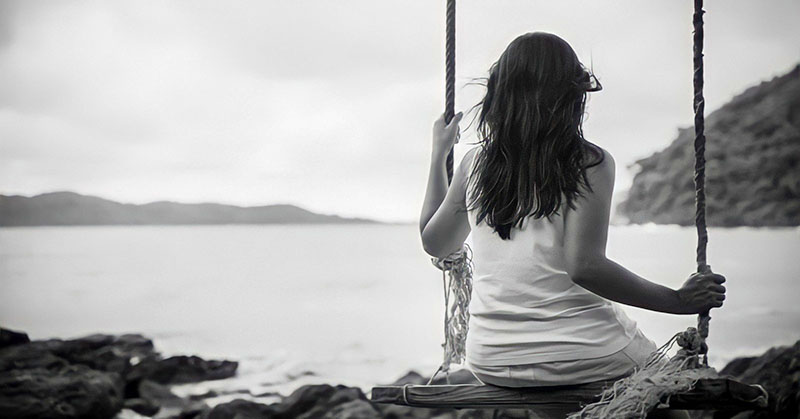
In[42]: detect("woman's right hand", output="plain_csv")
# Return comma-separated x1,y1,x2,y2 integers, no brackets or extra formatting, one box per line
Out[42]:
676,271,726,314
432,112,463,157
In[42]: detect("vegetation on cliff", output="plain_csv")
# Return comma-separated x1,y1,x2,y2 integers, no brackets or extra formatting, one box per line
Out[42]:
618,65,800,226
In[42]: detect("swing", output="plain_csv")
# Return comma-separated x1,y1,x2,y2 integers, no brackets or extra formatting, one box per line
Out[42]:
371,0,769,416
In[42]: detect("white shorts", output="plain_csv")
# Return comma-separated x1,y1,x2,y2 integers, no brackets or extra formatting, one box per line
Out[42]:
468,329,657,387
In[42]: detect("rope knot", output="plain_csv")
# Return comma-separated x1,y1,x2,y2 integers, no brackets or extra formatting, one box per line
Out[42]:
432,247,469,271
676,326,708,365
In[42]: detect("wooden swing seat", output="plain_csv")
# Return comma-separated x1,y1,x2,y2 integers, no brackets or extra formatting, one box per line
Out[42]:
371,378,767,412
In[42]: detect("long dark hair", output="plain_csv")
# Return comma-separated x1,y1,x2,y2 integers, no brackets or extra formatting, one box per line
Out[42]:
468,32,604,239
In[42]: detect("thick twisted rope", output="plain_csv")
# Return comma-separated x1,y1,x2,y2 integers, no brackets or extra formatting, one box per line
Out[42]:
692,0,711,366
444,0,456,182
428,0,474,385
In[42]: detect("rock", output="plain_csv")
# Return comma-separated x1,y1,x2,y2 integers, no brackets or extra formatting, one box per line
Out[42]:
389,371,426,386
124,397,160,416
0,364,124,419
202,385,378,419
202,399,278,419
0,334,129,419
138,379,208,419
188,390,219,401
321,399,381,419
0,328,30,349
130,355,238,385
138,379,187,407
0,331,230,419
376,403,448,419
617,64,800,227
718,356,758,379
0,332,161,400
277,384,339,418
176,375,544,419
249,390,281,398
0,343,69,371
32,333,158,374
717,340,800,418
294,385,367,419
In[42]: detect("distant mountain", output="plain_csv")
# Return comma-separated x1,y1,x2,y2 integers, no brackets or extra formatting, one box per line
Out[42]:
0,192,378,226
617,65,800,226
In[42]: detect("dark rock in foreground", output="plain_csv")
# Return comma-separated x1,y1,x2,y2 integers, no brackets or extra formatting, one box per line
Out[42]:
202,384,382,419
617,64,800,227
716,340,800,418
137,379,208,418
1,327,796,418
129,355,239,385
0,328,236,419
0,329,30,348
203,370,529,419
0,364,124,419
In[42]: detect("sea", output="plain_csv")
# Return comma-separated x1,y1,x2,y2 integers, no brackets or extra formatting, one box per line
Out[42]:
1,224,798,405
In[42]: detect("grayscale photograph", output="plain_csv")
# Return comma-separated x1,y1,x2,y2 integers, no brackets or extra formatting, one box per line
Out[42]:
1,1,798,418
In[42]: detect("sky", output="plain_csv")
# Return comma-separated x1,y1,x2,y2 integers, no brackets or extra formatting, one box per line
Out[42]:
1,0,798,222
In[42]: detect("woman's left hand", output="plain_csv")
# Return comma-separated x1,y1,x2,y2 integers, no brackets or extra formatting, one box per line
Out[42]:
432,112,463,156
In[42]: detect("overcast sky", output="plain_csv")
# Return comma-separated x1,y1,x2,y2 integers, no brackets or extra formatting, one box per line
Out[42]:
1,0,798,222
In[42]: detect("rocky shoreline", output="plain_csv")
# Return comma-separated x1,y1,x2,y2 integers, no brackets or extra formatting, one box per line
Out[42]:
0,328,797,418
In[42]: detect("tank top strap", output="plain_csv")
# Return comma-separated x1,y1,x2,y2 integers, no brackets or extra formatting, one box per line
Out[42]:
464,147,481,204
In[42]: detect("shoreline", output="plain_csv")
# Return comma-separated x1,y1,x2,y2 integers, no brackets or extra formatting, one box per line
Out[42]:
1,328,797,418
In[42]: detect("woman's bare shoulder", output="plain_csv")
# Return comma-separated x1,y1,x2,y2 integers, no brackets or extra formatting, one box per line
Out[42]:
457,146,481,174
584,142,615,175
583,143,615,192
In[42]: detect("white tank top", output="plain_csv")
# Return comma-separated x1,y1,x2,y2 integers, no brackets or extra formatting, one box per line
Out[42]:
464,150,638,367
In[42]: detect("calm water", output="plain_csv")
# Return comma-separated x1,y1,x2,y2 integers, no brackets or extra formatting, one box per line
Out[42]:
1,224,798,402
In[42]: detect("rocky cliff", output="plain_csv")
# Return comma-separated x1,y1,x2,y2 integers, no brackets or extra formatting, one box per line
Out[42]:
617,65,800,226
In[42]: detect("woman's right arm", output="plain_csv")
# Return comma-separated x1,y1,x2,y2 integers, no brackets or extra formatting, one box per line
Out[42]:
563,151,726,315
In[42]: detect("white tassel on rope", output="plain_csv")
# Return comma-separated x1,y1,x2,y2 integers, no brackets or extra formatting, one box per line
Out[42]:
568,327,720,418
428,244,473,384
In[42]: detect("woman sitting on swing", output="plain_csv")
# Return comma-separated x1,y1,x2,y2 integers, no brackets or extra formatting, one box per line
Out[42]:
420,32,726,391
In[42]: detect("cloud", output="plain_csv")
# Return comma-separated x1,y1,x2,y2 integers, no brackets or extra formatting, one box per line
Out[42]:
1,0,798,221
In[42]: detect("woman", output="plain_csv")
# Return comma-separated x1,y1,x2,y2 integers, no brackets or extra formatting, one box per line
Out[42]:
419,32,725,390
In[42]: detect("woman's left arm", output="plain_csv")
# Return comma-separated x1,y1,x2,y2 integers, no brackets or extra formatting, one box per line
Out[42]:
420,112,472,258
